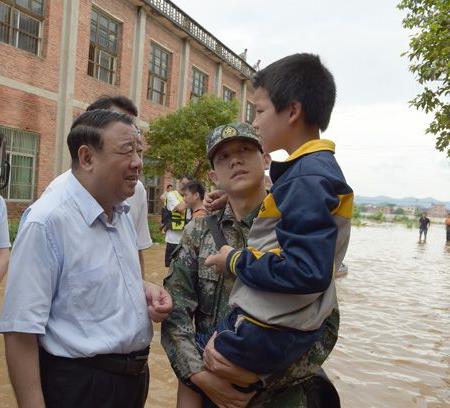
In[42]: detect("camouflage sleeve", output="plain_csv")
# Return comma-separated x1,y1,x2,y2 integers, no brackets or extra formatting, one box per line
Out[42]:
161,221,204,382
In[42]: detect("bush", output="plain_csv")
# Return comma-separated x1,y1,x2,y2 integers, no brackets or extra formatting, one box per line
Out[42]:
8,219,19,244
149,218,165,244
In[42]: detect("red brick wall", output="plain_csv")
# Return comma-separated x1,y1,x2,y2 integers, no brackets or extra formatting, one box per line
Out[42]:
0,86,57,216
0,1,62,93
0,0,255,216
74,0,136,104
140,17,183,123
189,46,217,98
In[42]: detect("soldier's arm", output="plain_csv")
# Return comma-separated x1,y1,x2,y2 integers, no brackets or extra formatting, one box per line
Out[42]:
161,226,203,382
262,308,339,394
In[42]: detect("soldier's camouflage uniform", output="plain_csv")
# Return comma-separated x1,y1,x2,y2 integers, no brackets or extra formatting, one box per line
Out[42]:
161,203,339,407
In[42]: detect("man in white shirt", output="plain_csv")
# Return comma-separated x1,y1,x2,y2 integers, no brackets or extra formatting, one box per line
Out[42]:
0,110,172,408
43,96,152,276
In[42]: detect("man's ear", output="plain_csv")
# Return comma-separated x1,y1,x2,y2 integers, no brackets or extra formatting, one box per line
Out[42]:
208,169,220,187
263,152,272,170
288,101,302,125
78,145,95,171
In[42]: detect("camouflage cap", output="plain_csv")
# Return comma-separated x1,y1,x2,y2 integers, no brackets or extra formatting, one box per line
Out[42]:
206,122,263,161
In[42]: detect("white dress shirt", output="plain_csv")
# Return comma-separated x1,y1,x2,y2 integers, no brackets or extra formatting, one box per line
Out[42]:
0,196,10,248
0,173,152,357
43,170,152,250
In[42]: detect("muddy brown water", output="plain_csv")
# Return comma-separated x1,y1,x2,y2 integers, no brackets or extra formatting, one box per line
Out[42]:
1,224,449,407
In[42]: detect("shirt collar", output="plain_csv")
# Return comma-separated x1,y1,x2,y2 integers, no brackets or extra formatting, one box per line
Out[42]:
217,201,261,229
286,139,335,161
270,139,335,183
66,172,130,227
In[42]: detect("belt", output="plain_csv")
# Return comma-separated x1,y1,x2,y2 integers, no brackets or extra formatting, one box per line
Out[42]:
40,347,149,377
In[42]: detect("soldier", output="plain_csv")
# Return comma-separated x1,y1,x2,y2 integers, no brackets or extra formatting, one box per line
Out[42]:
161,122,339,407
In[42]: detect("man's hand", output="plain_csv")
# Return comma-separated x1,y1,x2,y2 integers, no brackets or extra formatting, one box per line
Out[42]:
143,281,173,322
191,370,255,408
205,245,234,274
204,190,228,212
203,333,259,386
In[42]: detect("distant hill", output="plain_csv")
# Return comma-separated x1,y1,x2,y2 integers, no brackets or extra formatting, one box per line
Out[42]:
355,195,450,209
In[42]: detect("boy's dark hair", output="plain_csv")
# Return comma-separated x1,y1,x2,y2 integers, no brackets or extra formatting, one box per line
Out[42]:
67,109,134,166
184,181,205,200
180,174,194,182
252,53,336,131
86,96,138,117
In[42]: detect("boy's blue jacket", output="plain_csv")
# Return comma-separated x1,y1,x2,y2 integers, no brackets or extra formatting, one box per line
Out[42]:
227,139,353,331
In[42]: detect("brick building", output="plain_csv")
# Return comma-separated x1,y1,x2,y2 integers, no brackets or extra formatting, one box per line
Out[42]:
0,0,256,216
427,204,447,219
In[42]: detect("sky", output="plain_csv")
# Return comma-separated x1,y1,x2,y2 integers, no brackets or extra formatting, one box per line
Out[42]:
174,0,450,201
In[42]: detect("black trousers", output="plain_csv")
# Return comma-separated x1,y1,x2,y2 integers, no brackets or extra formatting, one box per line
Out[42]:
165,242,178,267
39,349,149,408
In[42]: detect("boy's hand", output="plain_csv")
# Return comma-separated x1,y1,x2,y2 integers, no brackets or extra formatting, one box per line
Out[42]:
205,245,234,273
143,281,173,322
204,190,228,212
203,332,259,386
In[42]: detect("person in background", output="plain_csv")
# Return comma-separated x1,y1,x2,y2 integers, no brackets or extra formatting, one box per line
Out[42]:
182,181,207,219
43,96,152,276
164,175,193,267
445,212,450,243
0,194,10,281
418,212,431,243
160,184,173,203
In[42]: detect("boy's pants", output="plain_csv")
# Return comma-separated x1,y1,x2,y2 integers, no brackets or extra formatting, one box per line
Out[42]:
196,308,324,375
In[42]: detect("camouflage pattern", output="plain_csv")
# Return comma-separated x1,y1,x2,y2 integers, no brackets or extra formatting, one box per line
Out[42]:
161,203,340,407
206,122,263,160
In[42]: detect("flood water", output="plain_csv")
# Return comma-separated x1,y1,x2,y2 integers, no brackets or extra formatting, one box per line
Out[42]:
1,224,449,407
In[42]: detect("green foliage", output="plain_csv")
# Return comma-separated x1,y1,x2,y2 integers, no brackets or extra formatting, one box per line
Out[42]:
352,205,362,219
8,219,19,244
398,0,450,156
367,210,386,222
148,218,165,244
144,95,240,182
394,207,406,215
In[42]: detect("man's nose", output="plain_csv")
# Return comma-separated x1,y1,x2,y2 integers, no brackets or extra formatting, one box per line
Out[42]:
229,154,243,168
131,151,143,171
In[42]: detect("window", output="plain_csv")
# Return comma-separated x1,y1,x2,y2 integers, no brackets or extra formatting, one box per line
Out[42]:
148,43,170,105
191,68,208,99
88,8,119,85
245,101,255,124
144,176,161,214
0,125,38,200
223,86,235,102
0,0,44,55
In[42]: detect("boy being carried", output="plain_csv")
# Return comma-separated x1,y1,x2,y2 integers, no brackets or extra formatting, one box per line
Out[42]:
204,53,353,384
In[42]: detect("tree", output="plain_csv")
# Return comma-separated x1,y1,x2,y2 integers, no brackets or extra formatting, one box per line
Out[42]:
394,207,406,215
144,95,239,182
398,0,450,156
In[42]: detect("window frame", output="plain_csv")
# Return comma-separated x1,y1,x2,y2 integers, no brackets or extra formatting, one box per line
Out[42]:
147,42,171,106
191,67,208,99
0,125,38,202
0,0,44,56
223,86,236,102
245,101,255,124
87,7,120,85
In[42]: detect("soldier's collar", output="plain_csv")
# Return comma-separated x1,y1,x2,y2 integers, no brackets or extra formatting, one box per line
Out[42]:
216,202,261,228
216,202,236,225
240,204,261,228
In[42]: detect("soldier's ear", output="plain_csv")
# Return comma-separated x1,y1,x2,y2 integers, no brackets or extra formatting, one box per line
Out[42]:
208,169,220,187
263,153,271,170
